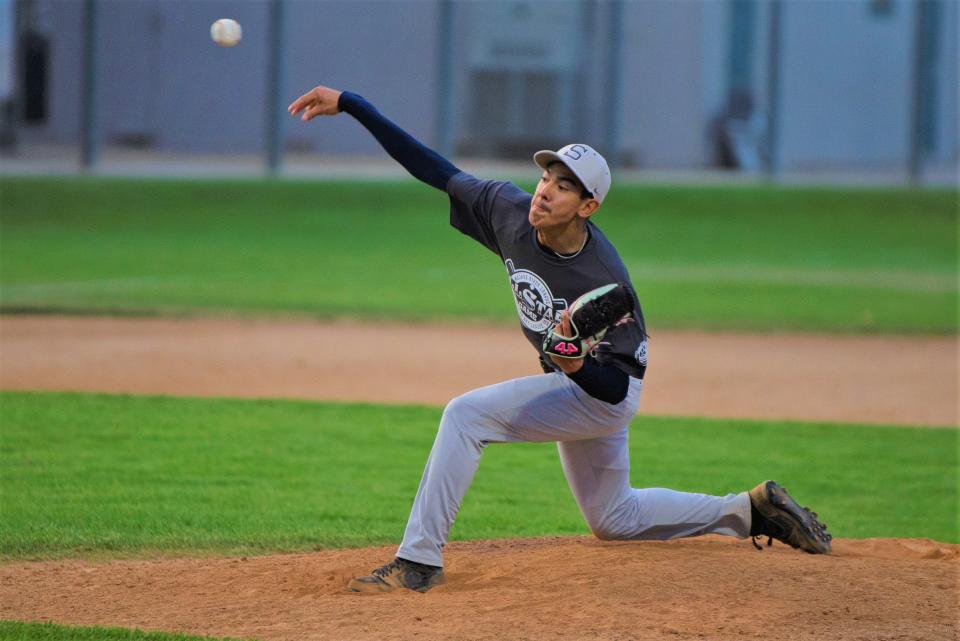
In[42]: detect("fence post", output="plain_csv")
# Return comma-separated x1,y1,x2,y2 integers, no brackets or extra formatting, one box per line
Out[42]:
81,0,100,171
265,0,286,175
604,0,623,169
763,0,782,179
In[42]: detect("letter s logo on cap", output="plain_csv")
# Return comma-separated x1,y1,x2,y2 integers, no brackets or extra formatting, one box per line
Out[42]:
563,144,590,161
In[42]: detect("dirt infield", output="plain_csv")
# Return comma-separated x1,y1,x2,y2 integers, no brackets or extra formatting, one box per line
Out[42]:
2,314,957,640
1,536,957,641
1,315,956,426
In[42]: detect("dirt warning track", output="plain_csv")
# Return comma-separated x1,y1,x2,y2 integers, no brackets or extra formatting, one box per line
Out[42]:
1,314,956,427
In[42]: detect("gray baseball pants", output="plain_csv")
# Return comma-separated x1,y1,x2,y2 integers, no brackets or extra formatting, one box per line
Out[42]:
397,372,752,567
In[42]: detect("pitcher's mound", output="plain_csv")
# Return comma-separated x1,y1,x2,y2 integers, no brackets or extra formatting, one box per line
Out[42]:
2,535,956,641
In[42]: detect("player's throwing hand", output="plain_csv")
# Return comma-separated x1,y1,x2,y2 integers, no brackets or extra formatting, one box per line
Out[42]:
288,85,343,121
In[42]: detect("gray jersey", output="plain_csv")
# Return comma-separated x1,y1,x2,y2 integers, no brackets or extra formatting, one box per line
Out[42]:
447,172,648,379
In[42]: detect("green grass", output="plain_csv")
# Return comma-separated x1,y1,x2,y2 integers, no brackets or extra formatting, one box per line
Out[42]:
1,177,955,333
2,391,955,562
0,621,253,641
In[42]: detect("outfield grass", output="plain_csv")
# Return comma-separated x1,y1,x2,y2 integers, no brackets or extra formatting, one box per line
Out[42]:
2,391,955,562
0,622,252,641
1,178,955,333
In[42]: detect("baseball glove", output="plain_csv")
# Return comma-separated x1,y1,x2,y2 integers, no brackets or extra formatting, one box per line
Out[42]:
543,283,635,359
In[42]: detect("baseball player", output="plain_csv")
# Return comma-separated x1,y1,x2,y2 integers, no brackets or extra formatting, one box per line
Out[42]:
288,85,832,594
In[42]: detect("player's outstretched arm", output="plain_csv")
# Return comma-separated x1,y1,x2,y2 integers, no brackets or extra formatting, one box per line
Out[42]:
288,85,461,192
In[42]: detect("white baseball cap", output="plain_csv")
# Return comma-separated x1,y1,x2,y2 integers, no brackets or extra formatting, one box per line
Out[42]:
533,143,612,204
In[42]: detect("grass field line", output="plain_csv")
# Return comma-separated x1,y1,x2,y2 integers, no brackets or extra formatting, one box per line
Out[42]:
628,263,957,293
4,263,956,298
2,276,196,295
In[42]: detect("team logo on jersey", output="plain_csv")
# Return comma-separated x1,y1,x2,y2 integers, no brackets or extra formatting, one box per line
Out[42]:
634,339,648,367
505,259,567,332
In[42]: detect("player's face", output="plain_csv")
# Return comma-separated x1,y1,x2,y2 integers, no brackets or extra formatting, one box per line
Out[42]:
529,163,596,232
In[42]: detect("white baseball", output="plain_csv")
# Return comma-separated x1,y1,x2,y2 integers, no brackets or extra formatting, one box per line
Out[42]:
210,18,242,47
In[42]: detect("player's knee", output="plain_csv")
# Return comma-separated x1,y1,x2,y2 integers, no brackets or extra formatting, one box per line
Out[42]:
441,395,468,424
590,525,621,541
445,386,493,418
439,393,498,448
440,393,480,432
589,514,627,541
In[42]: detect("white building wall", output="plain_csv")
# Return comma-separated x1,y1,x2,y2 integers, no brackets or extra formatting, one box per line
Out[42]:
11,0,957,175
152,0,271,152
30,0,84,143
23,0,440,155
776,0,914,169
619,1,712,169
283,0,440,156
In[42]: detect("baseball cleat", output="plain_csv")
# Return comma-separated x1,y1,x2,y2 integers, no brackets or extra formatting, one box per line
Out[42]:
347,557,445,594
748,480,832,554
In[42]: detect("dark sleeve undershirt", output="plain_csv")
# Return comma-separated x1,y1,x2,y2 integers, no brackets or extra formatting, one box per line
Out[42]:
566,359,631,405
337,91,460,192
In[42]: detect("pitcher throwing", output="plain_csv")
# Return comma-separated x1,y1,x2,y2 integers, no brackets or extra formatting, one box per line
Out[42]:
288,85,832,593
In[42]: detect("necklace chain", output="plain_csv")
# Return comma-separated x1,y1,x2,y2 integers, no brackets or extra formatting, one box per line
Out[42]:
550,230,589,259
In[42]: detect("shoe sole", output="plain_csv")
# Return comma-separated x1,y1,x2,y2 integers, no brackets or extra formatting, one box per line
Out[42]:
751,481,832,554
347,577,395,594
